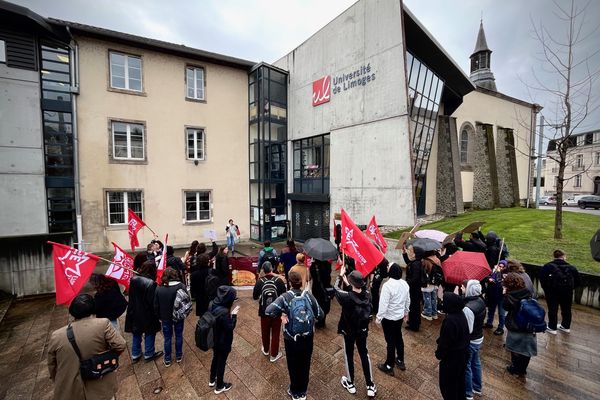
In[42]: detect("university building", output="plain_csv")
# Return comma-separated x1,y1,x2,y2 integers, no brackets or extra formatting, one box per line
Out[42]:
0,0,538,296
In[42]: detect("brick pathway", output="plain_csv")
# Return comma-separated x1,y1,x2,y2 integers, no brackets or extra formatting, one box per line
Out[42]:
0,288,599,399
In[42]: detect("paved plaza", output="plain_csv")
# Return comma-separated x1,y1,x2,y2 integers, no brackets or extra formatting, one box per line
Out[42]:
0,282,599,400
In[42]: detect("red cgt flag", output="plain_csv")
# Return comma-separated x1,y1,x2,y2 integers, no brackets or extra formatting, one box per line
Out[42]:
128,208,146,252
106,242,134,289
340,209,384,276
156,234,168,284
365,215,387,254
49,242,99,305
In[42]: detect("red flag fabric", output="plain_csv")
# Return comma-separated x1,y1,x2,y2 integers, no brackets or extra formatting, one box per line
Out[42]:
156,234,168,284
106,242,134,289
49,242,99,305
340,209,384,276
128,208,146,252
365,215,388,253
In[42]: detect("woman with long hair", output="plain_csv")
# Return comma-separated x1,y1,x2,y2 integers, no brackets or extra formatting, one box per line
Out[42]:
92,274,128,331
154,267,187,366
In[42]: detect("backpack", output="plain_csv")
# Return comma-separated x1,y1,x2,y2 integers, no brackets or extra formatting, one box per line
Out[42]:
264,250,279,268
429,264,444,286
515,298,547,333
259,277,279,312
195,307,228,351
172,287,193,321
284,290,315,339
349,292,372,334
547,264,574,291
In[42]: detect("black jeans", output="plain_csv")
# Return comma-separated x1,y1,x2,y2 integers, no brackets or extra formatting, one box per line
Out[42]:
210,348,230,388
408,285,422,330
284,335,314,397
381,318,404,367
342,332,374,386
510,352,531,374
546,290,573,329
439,351,468,400
371,279,383,315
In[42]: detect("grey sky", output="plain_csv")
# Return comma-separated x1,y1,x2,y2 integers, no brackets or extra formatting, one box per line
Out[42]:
13,0,600,135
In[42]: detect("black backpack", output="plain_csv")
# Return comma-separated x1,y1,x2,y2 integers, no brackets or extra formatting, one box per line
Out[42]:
348,292,372,334
264,250,279,267
259,276,279,312
547,264,574,291
429,264,444,286
195,307,228,351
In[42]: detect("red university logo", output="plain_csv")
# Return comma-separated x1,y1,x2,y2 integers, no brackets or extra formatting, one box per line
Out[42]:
312,76,331,106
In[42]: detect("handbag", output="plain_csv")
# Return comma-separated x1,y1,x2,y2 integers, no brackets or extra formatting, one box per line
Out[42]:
66,324,119,380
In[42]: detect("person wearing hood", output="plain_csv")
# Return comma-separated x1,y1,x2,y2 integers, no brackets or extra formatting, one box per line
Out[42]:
503,273,537,377
334,266,377,397
376,263,410,376
483,260,508,336
435,292,470,400
455,231,487,253
209,285,240,394
462,280,486,400
403,244,427,331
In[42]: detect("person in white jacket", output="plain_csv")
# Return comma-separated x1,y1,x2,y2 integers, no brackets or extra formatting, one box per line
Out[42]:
376,263,411,375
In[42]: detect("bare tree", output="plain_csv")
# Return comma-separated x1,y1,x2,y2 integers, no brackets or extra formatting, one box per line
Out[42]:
529,0,600,239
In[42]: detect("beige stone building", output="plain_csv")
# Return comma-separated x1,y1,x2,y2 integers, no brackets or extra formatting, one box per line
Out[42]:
62,22,253,252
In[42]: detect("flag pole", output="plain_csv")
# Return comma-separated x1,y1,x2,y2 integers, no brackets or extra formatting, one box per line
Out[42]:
47,242,138,275
496,238,505,266
145,225,158,237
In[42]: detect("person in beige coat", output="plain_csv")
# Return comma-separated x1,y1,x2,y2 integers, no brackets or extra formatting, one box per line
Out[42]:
47,294,127,400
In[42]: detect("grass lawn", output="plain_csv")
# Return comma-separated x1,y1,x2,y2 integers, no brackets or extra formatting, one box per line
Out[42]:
385,208,600,275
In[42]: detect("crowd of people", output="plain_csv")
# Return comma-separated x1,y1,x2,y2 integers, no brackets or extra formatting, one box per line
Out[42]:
46,225,582,400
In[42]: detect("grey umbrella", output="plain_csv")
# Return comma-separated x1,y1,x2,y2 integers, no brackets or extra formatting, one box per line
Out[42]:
407,237,442,252
303,238,338,261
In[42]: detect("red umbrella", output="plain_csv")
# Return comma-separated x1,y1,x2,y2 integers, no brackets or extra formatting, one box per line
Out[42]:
441,251,491,285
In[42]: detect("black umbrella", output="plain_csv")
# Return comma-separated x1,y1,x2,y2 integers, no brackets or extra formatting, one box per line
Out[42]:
303,238,338,261
407,237,442,252
591,229,600,262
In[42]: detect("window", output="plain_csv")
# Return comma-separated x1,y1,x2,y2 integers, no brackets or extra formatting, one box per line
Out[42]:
186,128,205,160
574,175,582,188
110,52,142,91
576,135,584,146
111,121,144,160
185,191,211,222
107,191,142,225
576,154,583,168
0,40,6,63
460,130,469,164
595,152,600,165
594,132,600,143
293,134,330,194
186,66,205,100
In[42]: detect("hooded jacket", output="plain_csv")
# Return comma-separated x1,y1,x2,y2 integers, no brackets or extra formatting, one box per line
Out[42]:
435,293,470,360
210,286,237,352
334,280,372,336
463,280,486,342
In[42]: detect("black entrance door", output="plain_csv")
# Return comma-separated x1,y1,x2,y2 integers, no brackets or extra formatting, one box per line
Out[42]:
291,201,330,241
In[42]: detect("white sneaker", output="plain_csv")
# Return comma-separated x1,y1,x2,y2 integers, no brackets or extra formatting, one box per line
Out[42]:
558,325,571,333
208,380,216,387
546,328,557,335
341,376,356,394
261,347,269,356
367,385,377,398
270,353,283,362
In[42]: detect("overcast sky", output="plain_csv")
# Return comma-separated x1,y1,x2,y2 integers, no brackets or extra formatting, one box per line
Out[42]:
14,0,600,135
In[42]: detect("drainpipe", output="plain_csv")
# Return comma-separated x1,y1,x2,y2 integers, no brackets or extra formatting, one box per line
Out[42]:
67,28,83,250
526,105,541,208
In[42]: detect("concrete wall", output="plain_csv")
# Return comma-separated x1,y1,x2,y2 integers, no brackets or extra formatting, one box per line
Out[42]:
453,90,534,203
0,64,48,237
274,0,414,227
76,37,249,252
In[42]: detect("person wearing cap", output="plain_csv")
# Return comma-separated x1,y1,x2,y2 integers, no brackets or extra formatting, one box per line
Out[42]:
334,264,377,398
265,271,323,400
376,263,410,376
47,294,127,399
209,286,240,394
462,280,486,400
483,260,508,335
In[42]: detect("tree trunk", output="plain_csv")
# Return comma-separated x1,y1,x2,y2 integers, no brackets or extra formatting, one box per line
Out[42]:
554,147,566,239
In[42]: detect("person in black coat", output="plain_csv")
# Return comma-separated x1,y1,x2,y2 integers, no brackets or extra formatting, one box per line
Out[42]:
191,254,211,316
209,286,239,394
214,246,230,287
166,246,186,283
435,292,470,400
124,261,163,363
370,257,389,315
404,244,427,331
455,231,486,253
92,274,128,331
310,259,332,328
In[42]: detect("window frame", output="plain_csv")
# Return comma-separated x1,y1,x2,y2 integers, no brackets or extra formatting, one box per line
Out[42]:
595,152,600,165
110,119,146,162
185,65,206,101
0,39,7,63
183,190,212,223
575,154,584,168
109,51,143,92
105,190,144,227
185,127,206,161
574,174,582,188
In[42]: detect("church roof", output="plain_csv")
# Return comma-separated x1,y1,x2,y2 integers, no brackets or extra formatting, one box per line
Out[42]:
472,21,491,55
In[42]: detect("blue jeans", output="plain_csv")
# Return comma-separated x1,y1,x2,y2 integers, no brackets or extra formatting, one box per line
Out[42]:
227,235,235,252
422,290,437,316
162,320,184,362
487,297,505,328
131,332,157,360
465,342,482,396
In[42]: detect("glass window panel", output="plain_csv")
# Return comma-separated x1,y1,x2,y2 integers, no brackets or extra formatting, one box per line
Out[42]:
127,56,141,69
42,60,69,73
249,143,259,163
42,50,69,63
42,70,70,83
43,91,71,102
43,111,72,123
270,82,286,105
249,83,256,104
250,124,259,144
128,79,142,92
270,70,286,84
270,122,286,142
42,80,71,92
110,53,125,66
111,76,126,89
128,66,141,80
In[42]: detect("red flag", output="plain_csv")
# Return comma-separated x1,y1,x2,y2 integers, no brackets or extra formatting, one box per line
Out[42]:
340,209,384,276
128,208,146,252
106,242,134,289
49,242,99,305
365,215,388,254
156,234,168,284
